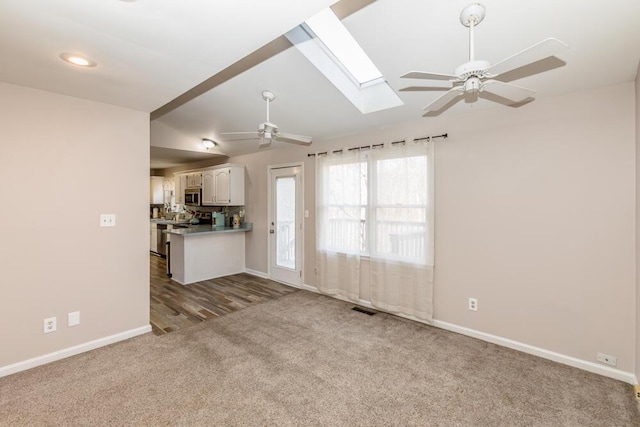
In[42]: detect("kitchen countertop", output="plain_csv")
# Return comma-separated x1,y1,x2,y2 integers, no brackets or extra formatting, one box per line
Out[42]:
150,218,193,225
164,223,252,236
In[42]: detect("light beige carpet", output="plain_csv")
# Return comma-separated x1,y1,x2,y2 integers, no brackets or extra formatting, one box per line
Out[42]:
1,290,638,426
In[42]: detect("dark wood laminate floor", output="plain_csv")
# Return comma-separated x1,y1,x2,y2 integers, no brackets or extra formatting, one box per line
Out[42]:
150,254,297,335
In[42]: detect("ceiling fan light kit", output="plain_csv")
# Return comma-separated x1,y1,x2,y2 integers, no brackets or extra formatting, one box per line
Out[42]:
221,90,312,147
202,138,216,149
401,3,568,116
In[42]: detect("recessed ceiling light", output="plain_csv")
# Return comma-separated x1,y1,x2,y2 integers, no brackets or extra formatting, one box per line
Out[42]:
59,52,97,68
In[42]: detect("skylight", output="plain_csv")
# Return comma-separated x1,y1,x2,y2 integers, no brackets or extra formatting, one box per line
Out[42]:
302,9,383,87
285,8,403,114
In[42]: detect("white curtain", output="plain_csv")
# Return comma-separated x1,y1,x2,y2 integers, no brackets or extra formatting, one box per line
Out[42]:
369,141,434,320
315,149,363,301
315,140,435,320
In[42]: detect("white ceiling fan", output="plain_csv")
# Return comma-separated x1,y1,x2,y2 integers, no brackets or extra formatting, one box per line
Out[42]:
400,3,568,116
221,90,312,147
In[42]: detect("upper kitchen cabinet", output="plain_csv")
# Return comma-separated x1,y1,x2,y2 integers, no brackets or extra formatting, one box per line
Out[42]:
202,164,245,206
150,176,164,204
175,174,186,205
201,170,215,206
185,173,202,188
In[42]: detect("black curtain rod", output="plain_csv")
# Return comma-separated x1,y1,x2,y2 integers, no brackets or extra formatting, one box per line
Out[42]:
307,133,447,157
414,133,448,142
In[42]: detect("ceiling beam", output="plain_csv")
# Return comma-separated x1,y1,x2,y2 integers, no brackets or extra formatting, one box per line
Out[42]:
150,36,291,121
150,0,378,121
331,0,377,19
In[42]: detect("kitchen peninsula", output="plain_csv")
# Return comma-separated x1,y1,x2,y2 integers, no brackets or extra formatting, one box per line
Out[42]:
166,223,252,285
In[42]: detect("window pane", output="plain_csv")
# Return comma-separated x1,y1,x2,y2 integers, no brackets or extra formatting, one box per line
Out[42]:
318,149,430,261
327,161,367,206
276,176,295,269
376,155,427,205
374,208,426,260
326,206,366,252
322,158,368,253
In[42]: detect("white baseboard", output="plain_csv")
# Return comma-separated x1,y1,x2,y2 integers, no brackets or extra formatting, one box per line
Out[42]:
431,320,638,385
300,284,638,385
300,283,319,292
244,268,269,279
0,325,152,379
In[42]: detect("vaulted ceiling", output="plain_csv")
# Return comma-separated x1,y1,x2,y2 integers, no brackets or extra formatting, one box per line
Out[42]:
2,0,639,168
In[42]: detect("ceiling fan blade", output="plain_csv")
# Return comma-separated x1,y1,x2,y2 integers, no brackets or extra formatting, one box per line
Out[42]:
423,86,465,112
482,80,535,103
487,38,568,77
220,132,260,141
399,84,453,92
401,71,458,81
276,132,312,145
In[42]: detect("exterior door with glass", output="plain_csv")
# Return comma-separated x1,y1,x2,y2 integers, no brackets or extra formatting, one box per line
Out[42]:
268,165,303,286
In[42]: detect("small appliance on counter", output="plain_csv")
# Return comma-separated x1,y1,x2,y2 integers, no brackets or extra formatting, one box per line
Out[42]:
212,212,225,227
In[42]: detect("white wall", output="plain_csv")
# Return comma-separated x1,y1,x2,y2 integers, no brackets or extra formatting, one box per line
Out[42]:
227,82,637,374
0,82,150,368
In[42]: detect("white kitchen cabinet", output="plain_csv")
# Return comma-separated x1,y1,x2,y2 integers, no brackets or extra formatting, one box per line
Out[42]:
150,176,164,204
150,223,158,252
213,168,231,204
201,170,215,206
185,173,202,188
201,165,244,206
175,174,186,204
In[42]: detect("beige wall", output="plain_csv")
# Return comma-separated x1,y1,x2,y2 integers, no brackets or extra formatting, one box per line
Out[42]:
226,82,637,373
0,82,150,367
635,64,640,381
434,83,635,373
225,147,313,276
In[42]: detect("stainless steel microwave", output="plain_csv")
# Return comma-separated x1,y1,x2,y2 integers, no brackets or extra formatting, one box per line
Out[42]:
184,189,201,206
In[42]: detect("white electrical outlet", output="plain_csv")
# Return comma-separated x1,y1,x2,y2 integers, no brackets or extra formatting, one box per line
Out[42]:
468,298,478,311
44,317,56,334
68,311,80,327
100,214,116,227
596,352,617,367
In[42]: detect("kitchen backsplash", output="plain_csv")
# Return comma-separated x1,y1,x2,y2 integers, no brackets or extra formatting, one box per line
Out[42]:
151,204,246,222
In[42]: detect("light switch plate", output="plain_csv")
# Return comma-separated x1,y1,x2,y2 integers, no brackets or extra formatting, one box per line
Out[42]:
100,214,116,227
68,311,80,327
